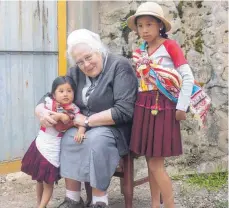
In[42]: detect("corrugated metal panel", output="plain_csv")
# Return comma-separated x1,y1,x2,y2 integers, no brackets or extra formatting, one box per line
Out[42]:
0,1,57,51
0,1,58,162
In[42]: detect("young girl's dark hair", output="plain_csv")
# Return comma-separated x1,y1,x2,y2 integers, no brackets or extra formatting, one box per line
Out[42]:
135,15,168,39
51,76,76,95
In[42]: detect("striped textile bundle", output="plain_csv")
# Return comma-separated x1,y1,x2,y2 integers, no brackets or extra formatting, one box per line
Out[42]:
136,61,211,127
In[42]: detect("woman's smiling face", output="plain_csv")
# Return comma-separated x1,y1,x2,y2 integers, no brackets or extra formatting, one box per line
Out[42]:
72,44,103,78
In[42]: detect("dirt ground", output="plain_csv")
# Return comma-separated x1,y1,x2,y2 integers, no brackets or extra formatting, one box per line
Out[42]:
0,171,227,208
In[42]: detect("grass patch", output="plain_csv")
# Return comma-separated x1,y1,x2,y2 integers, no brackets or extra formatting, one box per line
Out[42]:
185,171,228,191
171,171,228,191
214,200,228,208
171,175,184,181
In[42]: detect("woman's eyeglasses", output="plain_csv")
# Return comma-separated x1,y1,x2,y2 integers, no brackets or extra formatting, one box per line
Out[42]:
76,53,94,68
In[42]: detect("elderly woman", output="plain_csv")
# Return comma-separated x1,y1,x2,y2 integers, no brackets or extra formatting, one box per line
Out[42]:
35,29,138,208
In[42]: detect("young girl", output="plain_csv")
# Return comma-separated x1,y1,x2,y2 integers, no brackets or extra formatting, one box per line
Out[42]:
127,2,195,208
21,76,86,208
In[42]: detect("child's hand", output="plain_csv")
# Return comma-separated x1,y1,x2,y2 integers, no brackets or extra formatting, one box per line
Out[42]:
74,126,86,143
54,120,74,132
50,113,61,122
60,114,70,124
176,110,186,121
74,133,85,144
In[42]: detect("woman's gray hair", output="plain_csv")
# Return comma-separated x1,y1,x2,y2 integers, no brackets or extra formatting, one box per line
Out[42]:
67,29,108,66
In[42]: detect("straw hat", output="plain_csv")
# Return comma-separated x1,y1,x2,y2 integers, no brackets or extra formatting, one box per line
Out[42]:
127,2,171,32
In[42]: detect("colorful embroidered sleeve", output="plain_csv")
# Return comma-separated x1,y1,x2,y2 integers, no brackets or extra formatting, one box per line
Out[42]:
71,103,80,116
132,48,143,78
132,48,142,64
68,103,80,123
163,40,188,68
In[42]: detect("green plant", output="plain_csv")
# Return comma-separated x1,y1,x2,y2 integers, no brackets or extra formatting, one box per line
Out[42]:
171,175,184,181
120,21,128,30
186,171,228,191
177,1,184,18
193,30,204,54
120,10,136,44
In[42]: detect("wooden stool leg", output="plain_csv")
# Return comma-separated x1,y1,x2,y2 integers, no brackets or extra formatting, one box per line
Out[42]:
120,178,124,195
85,182,92,207
123,154,134,208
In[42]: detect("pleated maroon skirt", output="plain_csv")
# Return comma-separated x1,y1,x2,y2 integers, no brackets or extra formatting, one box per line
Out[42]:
21,139,60,184
130,91,182,157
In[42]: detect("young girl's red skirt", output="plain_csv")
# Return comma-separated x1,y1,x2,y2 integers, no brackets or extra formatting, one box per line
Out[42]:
21,139,60,184
130,91,182,157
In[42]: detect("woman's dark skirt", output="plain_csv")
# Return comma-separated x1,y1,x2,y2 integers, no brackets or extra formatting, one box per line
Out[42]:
21,139,60,184
130,91,182,157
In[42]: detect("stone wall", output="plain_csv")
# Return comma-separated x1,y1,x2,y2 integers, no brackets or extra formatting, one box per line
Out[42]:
98,1,228,176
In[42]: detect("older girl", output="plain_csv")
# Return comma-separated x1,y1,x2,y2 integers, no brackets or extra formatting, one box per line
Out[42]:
127,2,194,208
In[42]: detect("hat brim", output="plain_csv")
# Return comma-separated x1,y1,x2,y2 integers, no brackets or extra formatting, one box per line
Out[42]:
127,12,171,33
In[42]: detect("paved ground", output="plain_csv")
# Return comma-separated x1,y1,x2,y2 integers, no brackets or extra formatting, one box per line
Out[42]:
0,172,227,208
